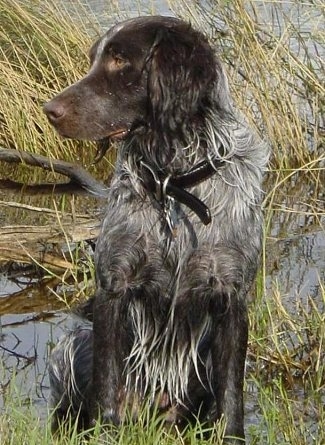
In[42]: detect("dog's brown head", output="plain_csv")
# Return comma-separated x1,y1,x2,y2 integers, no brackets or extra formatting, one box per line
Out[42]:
43,16,218,142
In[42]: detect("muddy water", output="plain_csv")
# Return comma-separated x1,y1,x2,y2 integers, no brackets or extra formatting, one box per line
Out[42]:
0,0,324,437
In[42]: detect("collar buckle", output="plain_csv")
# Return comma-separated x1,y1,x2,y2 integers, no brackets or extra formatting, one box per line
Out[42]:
140,155,225,226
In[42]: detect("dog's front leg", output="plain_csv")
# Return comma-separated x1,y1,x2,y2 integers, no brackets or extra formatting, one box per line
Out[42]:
211,295,248,444
90,228,150,426
91,295,130,426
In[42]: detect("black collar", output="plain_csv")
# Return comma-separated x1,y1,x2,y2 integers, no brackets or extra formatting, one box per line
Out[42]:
141,156,224,225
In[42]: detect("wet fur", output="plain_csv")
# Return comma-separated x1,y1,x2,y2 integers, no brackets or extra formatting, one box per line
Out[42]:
46,16,269,443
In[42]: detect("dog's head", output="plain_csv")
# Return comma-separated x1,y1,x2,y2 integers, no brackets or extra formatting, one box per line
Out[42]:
44,16,220,142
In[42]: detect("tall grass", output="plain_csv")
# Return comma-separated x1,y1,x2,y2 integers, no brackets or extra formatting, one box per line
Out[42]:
0,0,324,444
0,0,116,221
0,0,92,158
171,0,324,165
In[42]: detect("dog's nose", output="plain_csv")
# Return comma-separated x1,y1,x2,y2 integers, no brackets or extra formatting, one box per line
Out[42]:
43,101,66,123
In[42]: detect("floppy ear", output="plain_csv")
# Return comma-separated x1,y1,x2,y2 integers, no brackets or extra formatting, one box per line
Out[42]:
147,25,217,130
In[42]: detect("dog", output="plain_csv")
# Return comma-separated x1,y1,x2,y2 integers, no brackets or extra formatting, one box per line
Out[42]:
44,15,269,443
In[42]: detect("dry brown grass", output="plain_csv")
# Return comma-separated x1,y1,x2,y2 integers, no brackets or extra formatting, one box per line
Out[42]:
0,0,94,157
171,0,324,166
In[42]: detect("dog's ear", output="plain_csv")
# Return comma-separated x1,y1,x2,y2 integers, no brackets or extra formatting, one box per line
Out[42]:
147,25,217,129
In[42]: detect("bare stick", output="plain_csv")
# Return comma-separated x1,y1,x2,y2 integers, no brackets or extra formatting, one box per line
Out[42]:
0,147,109,197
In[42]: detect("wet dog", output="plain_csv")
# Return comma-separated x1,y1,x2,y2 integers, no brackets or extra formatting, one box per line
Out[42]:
44,15,268,443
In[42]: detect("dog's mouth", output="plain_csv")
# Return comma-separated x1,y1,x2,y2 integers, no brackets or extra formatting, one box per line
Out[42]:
93,129,129,164
108,129,129,140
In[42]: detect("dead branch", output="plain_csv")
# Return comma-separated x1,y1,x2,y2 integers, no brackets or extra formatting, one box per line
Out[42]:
0,147,109,197
0,179,92,195
0,199,92,218
0,220,100,270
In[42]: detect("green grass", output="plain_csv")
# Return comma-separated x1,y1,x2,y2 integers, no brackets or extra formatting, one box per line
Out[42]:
0,0,324,444
246,284,324,444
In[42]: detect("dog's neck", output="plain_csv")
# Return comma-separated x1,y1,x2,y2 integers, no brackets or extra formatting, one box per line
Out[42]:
119,127,226,226
140,156,225,225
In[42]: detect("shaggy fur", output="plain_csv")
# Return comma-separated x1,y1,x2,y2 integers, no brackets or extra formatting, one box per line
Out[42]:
45,16,269,443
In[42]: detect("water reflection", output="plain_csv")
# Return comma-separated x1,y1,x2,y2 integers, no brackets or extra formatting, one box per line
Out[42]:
0,308,69,418
267,230,324,301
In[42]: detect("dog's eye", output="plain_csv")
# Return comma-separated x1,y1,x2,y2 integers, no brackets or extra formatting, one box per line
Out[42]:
108,54,128,71
115,56,126,68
